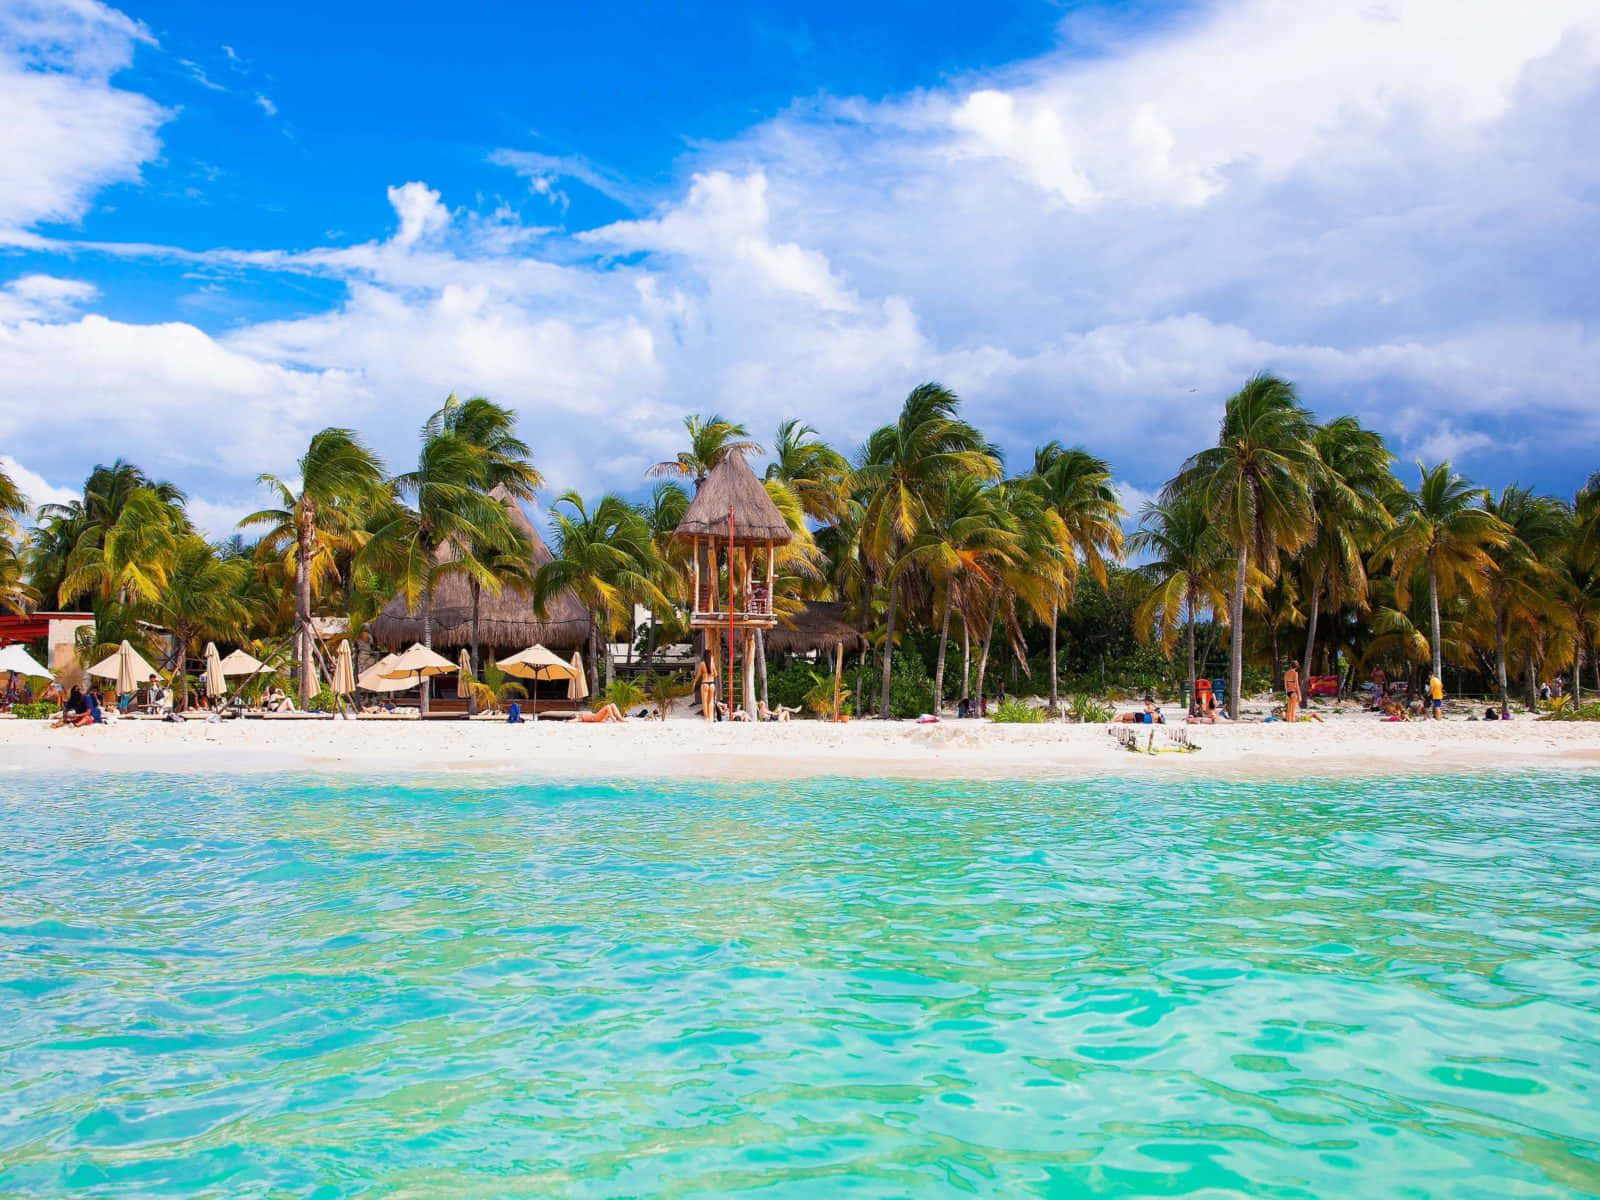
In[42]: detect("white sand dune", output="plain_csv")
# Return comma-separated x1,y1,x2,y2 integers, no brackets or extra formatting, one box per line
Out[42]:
4,707,1598,780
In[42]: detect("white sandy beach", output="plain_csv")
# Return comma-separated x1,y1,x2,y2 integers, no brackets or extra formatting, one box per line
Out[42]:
5,706,1599,780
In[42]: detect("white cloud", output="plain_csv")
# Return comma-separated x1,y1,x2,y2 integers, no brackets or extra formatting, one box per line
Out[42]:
0,273,98,321
253,91,276,117
0,0,166,232
386,181,450,248
0,454,79,513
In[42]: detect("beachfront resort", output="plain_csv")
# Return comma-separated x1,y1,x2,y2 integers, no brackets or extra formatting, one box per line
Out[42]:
6,0,1600,1193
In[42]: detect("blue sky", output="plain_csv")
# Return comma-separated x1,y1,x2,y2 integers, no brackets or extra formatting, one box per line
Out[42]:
1,0,1597,533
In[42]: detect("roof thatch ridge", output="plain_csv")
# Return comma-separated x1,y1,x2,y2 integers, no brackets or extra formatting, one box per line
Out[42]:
673,451,794,544
764,599,867,655
364,490,593,652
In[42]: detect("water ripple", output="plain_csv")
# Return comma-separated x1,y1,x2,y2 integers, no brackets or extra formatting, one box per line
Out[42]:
2,770,1598,1196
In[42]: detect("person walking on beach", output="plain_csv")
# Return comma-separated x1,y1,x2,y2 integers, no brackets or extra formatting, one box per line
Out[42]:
691,649,718,721
1283,662,1301,723
1428,672,1444,719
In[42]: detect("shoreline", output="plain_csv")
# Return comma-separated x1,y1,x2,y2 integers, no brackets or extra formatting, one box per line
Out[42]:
5,715,1599,781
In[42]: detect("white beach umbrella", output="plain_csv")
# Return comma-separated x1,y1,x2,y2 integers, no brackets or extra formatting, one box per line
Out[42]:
332,639,356,696
356,652,413,694
456,648,473,699
497,644,577,716
218,648,266,676
381,642,457,715
0,643,50,679
203,642,226,699
89,640,160,696
567,651,589,701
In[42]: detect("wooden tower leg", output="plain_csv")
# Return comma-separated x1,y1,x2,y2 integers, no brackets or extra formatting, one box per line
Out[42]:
743,629,758,719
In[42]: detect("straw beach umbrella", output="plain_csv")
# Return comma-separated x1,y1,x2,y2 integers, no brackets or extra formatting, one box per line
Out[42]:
203,643,226,705
456,648,472,697
332,640,356,697
567,651,589,701
381,642,457,716
219,648,265,676
496,643,577,717
89,640,160,699
357,652,414,694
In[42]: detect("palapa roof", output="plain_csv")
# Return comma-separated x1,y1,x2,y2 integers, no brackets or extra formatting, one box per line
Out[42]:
673,452,794,546
365,490,593,653
764,600,866,656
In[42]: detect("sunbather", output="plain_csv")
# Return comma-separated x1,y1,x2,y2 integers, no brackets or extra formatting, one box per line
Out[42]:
576,702,626,723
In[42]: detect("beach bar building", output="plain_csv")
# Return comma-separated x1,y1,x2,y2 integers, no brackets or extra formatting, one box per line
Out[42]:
366,488,592,709
674,452,792,718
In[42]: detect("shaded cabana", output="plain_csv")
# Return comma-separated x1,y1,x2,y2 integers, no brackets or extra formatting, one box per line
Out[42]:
764,600,867,658
673,451,793,717
366,489,592,658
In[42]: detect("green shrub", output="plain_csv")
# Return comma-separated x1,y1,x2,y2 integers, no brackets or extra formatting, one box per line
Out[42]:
306,685,339,713
803,670,851,720
603,679,645,711
990,697,1047,723
765,661,818,711
10,701,55,720
1066,694,1114,723
1542,699,1600,721
885,654,934,719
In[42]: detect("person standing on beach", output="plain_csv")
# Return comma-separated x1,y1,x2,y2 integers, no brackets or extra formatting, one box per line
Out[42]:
1283,662,1301,722
1428,672,1444,719
691,649,718,721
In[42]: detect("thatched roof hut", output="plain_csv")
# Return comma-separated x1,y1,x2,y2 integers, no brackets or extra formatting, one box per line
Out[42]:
365,491,592,653
765,600,867,656
673,452,794,546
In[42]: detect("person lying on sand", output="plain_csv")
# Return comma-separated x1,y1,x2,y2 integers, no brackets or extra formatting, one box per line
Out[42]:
1115,697,1165,724
576,702,626,723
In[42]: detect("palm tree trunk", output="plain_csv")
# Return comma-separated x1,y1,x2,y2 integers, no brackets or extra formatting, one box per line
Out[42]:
756,627,769,713
1576,638,1585,706
1301,579,1321,698
933,594,952,715
1047,600,1060,716
588,624,602,699
1229,545,1247,720
1427,554,1443,681
469,579,481,677
295,530,313,708
1526,655,1539,711
879,574,899,719
1186,603,1197,709
1494,603,1510,715
976,595,998,711
420,580,433,717
961,618,971,702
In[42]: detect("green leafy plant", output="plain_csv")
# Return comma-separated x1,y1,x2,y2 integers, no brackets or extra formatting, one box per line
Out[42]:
990,697,1047,723
644,671,691,718
602,678,645,712
884,654,933,719
305,685,339,713
803,669,850,719
1067,693,1114,723
1541,698,1600,721
10,701,54,720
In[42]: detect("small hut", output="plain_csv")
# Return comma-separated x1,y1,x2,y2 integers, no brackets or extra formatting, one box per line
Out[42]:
764,600,866,658
366,489,592,702
673,452,793,717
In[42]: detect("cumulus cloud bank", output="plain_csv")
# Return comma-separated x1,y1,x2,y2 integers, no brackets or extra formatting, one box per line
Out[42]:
2,0,1598,535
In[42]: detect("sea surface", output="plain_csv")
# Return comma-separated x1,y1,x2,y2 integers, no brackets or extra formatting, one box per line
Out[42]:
1,772,1598,1198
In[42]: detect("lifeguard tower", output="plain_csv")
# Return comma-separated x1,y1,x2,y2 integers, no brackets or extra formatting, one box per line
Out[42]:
673,451,793,718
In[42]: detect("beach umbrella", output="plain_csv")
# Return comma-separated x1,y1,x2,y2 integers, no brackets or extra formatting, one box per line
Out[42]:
357,652,414,694
496,643,577,717
456,648,473,699
203,642,226,701
567,651,589,701
89,640,160,696
380,642,457,715
332,639,356,696
0,644,50,679
218,648,265,676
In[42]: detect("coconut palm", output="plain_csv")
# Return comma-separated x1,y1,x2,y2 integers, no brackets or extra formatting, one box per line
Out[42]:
857,383,999,718
1298,417,1395,687
0,463,26,538
765,420,851,525
0,534,38,614
974,482,1070,708
242,429,388,706
647,414,763,490
146,536,252,709
1030,443,1123,713
1165,374,1321,718
1374,461,1510,682
1480,486,1569,713
1553,550,1600,703
533,492,669,694
57,486,185,609
1131,494,1228,705
30,461,189,609
1575,471,1600,571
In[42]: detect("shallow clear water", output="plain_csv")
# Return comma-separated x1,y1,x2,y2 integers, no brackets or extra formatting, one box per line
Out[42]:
2,772,1598,1197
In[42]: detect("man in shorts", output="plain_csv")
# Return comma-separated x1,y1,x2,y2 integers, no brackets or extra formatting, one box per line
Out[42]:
1427,673,1444,719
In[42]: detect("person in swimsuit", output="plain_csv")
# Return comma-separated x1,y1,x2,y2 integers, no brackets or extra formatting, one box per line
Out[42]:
576,702,626,723
1283,662,1301,723
691,649,719,721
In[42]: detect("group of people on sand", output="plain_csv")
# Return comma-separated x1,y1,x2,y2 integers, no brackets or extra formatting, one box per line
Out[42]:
688,649,800,723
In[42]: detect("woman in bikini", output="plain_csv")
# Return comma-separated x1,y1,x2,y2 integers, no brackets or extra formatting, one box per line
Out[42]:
691,649,718,721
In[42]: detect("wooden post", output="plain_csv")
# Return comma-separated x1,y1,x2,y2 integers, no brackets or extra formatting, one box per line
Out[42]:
743,629,757,719
692,538,701,618
833,640,844,722
727,508,736,719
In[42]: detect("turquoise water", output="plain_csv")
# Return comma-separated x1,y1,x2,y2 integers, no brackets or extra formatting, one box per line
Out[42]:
2,773,1598,1197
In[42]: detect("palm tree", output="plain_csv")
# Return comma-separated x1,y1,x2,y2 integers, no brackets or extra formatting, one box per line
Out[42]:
1298,417,1395,688
0,533,38,614
647,414,763,490
1575,472,1600,571
1165,374,1321,718
426,396,543,677
146,536,251,710
1130,494,1228,705
857,383,998,717
765,420,851,525
533,493,668,694
975,482,1070,709
1554,549,1600,703
638,481,690,668
0,463,26,538
243,429,387,706
1481,486,1568,713
1374,461,1510,682
1029,443,1123,713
